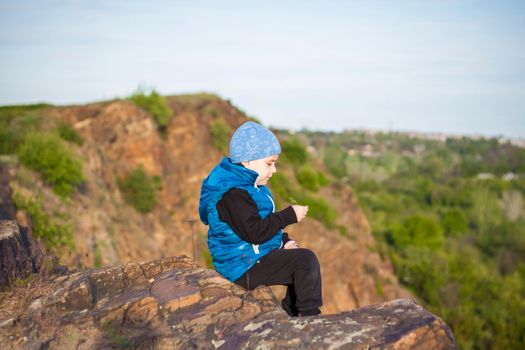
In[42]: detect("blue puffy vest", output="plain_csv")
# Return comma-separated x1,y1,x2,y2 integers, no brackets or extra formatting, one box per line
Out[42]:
199,157,283,282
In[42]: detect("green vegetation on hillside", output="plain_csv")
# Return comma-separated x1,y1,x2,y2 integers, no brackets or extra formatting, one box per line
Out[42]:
19,133,85,198
129,87,173,132
1,104,86,198
13,193,74,250
0,104,49,154
209,118,231,155
56,120,84,145
298,130,525,350
281,137,310,165
117,166,162,213
269,136,335,230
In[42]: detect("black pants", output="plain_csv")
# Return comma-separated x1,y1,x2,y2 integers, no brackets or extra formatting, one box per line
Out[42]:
235,248,322,316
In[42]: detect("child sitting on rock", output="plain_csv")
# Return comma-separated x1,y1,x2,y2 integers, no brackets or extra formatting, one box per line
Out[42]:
199,121,323,316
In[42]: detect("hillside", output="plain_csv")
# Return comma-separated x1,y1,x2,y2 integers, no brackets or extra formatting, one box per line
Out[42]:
0,94,409,314
288,129,525,350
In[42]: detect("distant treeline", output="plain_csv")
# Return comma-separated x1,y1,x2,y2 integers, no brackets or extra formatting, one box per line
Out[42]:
294,130,525,350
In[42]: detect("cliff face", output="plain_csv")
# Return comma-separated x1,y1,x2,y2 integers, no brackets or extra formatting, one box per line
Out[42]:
0,221,457,349
6,95,410,314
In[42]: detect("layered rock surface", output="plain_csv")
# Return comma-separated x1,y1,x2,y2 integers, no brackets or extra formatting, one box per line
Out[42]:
0,221,43,289
0,253,457,349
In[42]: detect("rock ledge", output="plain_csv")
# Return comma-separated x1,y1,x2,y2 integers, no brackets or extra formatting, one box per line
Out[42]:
0,253,457,349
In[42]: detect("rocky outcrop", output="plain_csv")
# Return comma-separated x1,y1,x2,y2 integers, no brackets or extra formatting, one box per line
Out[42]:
0,253,457,349
6,96,411,314
0,221,44,289
222,299,458,349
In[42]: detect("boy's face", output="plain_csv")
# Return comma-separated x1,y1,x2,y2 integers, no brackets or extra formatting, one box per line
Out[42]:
242,154,279,186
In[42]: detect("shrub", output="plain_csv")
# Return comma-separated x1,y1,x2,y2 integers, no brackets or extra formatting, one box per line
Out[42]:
18,132,85,197
299,194,338,229
118,166,161,213
270,172,338,229
248,116,262,124
56,120,84,145
323,145,347,178
269,172,294,200
440,208,469,237
0,123,19,154
13,193,74,250
129,87,173,131
317,170,330,186
0,106,45,154
202,248,213,269
389,215,444,250
209,118,231,155
296,165,320,191
282,138,309,165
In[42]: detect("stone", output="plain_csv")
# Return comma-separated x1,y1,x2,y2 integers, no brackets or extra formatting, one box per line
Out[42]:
163,299,180,313
28,298,43,312
201,286,230,299
159,255,195,271
99,307,126,326
0,220,44,289
65,280,93,311
220,299,458,349
200,275,231,288
178,291,202,309
250,285,279,304
150,276,202,312
0,318,14,328
0,256,458,349
123,296,159,327
122,263,148,289
204,296,242,314
180,312,212,334
89,266,125,301
233,301,262,323
140,260,163,279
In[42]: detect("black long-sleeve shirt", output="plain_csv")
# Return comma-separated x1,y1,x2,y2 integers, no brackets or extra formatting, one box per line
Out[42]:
217,188,297,245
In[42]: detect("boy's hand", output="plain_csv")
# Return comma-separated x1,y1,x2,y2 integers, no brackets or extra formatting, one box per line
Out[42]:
283,240,300,249
292,205,308,222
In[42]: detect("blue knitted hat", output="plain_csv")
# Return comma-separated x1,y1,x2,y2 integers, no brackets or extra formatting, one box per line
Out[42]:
229,121,281,163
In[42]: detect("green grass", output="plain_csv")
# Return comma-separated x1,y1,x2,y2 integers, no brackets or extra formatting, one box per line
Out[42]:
298,194,338,229
104,324,132,348
169,93,220,108
117,166,162,213
0,105,47,154
202,248,213,269
56,120,84,145
13,193,74,250
209,118,231,155
269,171,338,229
296,165,323,192
18,132,85,197
281,137,309,165
129,87,173,132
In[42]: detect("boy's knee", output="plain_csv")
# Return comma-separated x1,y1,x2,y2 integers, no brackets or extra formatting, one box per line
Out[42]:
296,248,320,270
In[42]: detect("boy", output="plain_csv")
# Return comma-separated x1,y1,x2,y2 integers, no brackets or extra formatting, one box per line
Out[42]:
199,121,323,316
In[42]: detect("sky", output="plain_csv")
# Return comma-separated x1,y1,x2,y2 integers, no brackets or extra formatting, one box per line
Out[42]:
1,0,524,138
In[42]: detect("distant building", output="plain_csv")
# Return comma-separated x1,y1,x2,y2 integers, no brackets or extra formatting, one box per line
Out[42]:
503,172,518,181
477,173,494,180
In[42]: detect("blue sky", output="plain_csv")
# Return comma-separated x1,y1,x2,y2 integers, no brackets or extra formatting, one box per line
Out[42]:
1,0,524,137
